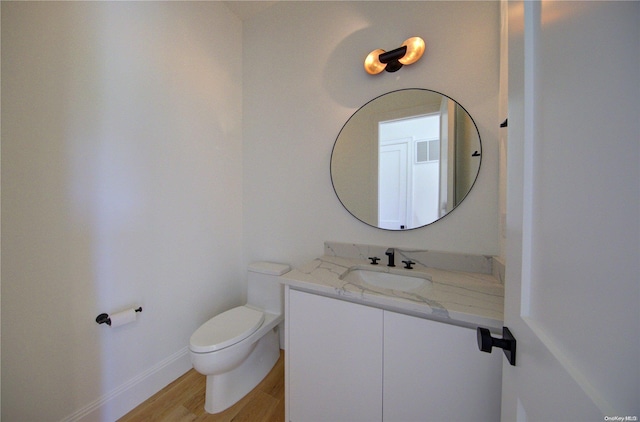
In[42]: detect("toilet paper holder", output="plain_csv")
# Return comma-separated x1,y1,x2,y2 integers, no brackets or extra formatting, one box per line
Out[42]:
96,307,142,326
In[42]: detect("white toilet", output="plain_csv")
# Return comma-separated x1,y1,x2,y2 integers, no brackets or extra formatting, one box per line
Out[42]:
189,261,290,414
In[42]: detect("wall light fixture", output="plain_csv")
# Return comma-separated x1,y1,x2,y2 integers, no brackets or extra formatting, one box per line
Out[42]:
364,37,426,75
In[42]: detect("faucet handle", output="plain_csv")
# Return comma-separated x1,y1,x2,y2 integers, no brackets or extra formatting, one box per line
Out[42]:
368,257,380,265
402,260,415,269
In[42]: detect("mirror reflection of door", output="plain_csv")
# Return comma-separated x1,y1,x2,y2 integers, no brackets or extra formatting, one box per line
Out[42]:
378,114,440,229
330,89,481,230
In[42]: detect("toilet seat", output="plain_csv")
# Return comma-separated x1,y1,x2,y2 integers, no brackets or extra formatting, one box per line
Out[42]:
190,306,265,353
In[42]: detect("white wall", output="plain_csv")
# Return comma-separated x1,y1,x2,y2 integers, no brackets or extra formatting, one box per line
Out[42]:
242,1,501,267
1,2,243,420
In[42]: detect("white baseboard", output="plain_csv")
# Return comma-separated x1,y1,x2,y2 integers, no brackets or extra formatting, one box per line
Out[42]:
61,346,192,422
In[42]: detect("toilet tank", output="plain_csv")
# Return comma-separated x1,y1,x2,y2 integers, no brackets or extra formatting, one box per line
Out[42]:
247,262,290,314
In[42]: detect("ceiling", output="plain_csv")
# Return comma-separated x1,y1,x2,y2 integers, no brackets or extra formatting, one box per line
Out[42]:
223,1,278,21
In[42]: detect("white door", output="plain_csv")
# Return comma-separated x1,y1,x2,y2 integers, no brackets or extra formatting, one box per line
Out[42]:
503,1,639,420
379,141,409,229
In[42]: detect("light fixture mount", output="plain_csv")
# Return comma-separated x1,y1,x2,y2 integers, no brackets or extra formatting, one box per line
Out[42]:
378,46,407,72
364,37,426,75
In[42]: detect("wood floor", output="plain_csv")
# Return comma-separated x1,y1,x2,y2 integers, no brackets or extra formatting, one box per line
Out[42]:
119,351,285,422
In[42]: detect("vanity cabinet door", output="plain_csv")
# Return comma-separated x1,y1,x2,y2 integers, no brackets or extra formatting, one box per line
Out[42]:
383,311,502,422
287,289,383,422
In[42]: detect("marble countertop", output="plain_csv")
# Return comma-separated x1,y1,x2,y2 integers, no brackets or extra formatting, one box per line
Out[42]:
280,255,504,331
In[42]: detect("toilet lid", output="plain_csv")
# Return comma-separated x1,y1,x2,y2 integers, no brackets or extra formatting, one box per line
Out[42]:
190,306,265,353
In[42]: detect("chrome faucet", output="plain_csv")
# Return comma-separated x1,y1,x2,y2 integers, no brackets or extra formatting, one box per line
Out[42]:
385,248,395,267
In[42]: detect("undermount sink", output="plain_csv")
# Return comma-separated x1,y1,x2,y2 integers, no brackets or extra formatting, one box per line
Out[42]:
341,265,431,291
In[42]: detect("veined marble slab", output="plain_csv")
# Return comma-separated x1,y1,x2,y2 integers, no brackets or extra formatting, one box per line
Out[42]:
324,241,499,277
281,254,504,331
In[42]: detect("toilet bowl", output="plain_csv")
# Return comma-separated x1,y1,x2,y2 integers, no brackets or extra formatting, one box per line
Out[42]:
189,262,290,414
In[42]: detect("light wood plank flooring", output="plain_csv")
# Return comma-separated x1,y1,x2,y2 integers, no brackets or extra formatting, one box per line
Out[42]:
119,351,284,422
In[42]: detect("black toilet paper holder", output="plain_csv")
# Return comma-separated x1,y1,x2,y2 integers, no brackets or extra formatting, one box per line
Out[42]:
96,307,142,326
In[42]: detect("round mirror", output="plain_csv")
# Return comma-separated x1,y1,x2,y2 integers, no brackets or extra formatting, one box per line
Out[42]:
330,89,481,230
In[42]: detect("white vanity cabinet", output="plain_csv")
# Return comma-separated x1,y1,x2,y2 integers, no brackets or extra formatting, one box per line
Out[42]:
286,288,383,422
286,288,502,422
383,311,502,422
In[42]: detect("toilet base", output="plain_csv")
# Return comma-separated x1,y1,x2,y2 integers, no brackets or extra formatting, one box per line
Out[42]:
204,326,280,414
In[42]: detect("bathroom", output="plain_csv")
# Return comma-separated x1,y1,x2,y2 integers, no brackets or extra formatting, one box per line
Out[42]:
2,1,638,421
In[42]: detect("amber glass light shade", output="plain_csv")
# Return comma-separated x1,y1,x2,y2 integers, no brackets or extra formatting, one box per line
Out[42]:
364,49,386,75
398,37,425,65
